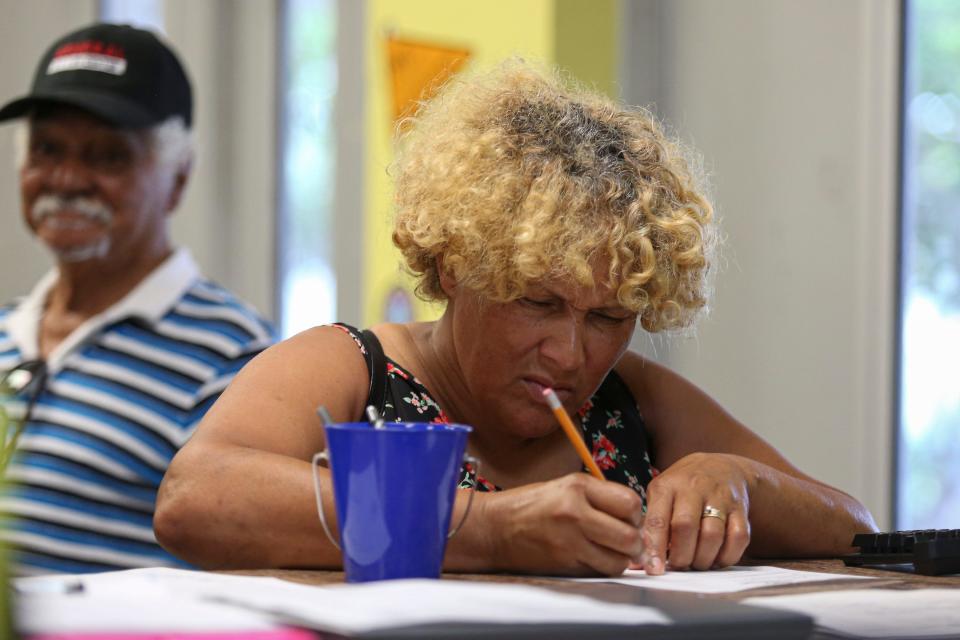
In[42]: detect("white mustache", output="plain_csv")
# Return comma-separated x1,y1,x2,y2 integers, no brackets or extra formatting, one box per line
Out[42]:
30,195,113,226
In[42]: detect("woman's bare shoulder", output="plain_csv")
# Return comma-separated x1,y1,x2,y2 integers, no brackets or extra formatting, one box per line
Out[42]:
259,324,369,370
209,324,373,427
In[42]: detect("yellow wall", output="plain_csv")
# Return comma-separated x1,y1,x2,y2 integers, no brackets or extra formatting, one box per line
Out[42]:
555,0,619,98
363,0,618,325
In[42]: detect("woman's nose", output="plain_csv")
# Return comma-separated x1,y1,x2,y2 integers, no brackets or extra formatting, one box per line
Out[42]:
540,313,587,372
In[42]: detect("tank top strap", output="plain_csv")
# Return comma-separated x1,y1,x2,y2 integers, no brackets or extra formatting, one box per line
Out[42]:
329,323,388,414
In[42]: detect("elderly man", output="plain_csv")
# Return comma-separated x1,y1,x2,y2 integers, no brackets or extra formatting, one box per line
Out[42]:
0,23,275,574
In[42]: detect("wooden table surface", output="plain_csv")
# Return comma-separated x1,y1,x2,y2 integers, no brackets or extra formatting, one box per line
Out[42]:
218,559,960,640
226,557,960,600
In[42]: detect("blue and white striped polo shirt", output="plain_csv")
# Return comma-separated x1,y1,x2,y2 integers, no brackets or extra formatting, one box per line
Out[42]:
0,248,275,575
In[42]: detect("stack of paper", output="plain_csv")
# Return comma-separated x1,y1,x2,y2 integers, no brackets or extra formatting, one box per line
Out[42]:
575,565,873,593
15,570,282,635
743,588,960,639
15,568,670,637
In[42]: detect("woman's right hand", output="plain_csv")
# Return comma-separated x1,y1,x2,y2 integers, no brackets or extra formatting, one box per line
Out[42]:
469,472,645,576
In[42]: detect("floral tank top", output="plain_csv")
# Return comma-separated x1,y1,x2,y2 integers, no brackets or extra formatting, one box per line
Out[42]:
332,323,658,507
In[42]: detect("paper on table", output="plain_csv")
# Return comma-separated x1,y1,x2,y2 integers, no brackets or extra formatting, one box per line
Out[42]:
29,633,313,640
573,565,873,593
743,588,960,638
197,577,673,635
16,567,290,598
16,568,671,636
15,569,285,635
16,591,282,635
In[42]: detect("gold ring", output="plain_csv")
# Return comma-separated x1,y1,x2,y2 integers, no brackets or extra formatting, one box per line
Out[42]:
701,505,726,522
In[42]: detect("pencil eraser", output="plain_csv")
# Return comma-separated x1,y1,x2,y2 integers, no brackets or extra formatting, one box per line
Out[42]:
542,387,562,409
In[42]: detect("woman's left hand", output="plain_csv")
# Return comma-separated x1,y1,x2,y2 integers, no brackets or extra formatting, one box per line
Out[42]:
633,452,755,574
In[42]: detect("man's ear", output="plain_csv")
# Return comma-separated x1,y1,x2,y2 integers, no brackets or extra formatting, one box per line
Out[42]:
164,159,192,215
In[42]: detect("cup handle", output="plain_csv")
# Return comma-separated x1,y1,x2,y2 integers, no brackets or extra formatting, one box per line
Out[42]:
448,454,481,539
311,451,341,551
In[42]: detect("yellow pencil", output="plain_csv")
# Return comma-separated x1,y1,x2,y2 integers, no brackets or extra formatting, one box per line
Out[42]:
542,387,605,480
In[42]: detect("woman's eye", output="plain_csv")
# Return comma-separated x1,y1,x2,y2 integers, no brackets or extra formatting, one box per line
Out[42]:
590,312,632,325
520,297,554,309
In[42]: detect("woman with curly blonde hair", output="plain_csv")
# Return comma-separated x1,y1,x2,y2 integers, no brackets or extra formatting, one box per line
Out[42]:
156,60,877,575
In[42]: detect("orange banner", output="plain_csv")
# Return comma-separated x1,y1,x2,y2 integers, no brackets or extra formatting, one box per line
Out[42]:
386,33,470,124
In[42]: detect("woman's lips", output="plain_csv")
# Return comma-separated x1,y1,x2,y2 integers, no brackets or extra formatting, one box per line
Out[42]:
522,378,573,405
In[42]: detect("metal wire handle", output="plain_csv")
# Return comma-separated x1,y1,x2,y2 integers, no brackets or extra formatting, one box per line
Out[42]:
311,451,341,551
448,454,481,539
310,450,482,550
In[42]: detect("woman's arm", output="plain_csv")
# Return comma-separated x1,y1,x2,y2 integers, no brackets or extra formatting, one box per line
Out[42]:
615,351,878,573
154,326,370,568
155,326,647,575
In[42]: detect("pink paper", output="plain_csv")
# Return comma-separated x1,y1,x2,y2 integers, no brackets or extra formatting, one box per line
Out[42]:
28,629,316,640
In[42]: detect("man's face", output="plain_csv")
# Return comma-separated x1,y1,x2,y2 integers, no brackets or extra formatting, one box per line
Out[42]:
20,106,177,267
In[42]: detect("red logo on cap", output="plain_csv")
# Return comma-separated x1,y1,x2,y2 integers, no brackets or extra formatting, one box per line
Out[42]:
54,41,125,60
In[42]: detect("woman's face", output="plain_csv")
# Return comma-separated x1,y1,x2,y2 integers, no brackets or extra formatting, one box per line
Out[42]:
447,270,638,440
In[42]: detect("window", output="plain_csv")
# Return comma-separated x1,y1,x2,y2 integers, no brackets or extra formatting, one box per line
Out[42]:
898,0,960,528
278,0,337,337
99,0,164,31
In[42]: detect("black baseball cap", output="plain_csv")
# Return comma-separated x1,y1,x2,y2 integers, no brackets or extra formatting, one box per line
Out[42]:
0,22,192,128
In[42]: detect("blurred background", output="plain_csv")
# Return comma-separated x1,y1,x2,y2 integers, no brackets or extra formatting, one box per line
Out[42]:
0,0,956,533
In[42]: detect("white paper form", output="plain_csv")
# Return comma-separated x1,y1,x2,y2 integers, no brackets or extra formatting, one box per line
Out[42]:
15,570,282,634
743,588,960,639
196,577,673,635
574,565,874,593
16,568,671,636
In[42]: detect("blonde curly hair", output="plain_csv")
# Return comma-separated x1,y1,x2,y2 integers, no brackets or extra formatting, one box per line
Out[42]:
392,60,716,332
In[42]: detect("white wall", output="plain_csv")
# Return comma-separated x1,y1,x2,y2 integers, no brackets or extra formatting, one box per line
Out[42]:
0,0,97,300
163,0,278,321
623,0,900,528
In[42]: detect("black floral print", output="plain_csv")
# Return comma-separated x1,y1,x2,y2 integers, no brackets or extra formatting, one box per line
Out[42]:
332,323,657,507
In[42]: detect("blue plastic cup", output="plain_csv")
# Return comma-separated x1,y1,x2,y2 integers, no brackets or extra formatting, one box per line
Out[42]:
311,422,478,582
